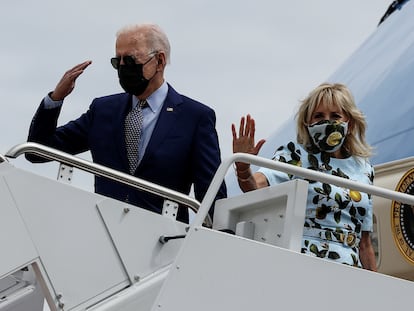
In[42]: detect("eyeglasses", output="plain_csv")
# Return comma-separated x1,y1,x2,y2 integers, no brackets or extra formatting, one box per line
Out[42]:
110,52,157,70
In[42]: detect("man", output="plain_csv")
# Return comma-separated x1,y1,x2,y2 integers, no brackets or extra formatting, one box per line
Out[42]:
27,23,227,223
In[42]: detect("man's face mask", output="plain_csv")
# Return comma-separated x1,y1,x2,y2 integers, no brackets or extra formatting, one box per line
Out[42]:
110,54,156,96
307,120,348,153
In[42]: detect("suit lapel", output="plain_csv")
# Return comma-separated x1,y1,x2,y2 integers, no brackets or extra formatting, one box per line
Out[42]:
139,85,181,166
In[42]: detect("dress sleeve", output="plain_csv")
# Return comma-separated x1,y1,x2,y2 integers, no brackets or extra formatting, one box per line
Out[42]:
257,143,296,186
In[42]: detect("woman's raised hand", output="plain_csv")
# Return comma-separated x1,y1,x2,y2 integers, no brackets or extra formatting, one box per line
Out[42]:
231,114,266,156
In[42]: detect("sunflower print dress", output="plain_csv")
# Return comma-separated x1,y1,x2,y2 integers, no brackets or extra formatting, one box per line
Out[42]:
258,141,374,267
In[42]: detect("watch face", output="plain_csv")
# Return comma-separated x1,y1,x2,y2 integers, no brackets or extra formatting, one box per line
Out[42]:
391,168,414,264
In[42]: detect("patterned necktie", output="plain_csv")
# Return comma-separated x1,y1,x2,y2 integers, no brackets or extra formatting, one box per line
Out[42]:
125,99,147,174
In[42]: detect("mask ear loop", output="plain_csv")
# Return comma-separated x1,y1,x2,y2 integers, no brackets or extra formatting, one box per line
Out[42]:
346,120,352,136
155,52,166,71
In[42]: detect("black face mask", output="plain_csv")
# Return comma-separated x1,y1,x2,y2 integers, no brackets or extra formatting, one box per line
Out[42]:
118,63,150,96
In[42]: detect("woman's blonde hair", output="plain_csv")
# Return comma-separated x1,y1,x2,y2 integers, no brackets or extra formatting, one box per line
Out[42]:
296,83,373,158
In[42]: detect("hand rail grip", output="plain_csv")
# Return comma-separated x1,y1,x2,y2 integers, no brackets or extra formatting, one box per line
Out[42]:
5,142,212,227
190,152,414,229
0,154,7,163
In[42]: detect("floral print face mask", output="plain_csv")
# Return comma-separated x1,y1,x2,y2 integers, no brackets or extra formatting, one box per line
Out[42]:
307,120,348,153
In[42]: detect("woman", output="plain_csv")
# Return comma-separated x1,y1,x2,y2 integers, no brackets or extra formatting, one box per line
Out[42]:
232,83,376,271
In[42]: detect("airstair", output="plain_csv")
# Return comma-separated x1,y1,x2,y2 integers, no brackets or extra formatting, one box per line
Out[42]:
1,143,414,311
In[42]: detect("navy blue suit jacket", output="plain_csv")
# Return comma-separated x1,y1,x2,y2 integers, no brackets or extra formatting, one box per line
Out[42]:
27,84,227,222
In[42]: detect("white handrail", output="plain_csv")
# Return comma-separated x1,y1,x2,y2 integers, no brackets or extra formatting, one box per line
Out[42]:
5,142,212,227
191,153,414,229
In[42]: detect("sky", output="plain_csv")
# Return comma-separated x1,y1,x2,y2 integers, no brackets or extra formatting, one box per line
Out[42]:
0,0,392,190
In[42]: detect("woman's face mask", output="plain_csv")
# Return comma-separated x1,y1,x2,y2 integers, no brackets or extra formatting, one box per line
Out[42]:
307,120,348,153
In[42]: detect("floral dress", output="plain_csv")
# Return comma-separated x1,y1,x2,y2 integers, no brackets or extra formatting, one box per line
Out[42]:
258,141,374,267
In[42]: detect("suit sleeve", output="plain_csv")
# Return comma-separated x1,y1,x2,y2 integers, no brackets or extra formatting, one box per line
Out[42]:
26,99,91,162
191,108,227,214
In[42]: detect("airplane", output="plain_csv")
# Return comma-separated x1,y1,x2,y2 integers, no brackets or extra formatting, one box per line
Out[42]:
2,1,414,310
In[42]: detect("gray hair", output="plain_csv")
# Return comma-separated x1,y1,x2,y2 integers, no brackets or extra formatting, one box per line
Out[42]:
116,23,171,64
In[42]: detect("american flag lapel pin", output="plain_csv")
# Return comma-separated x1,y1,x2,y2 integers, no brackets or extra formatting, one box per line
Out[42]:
167,107,174,112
